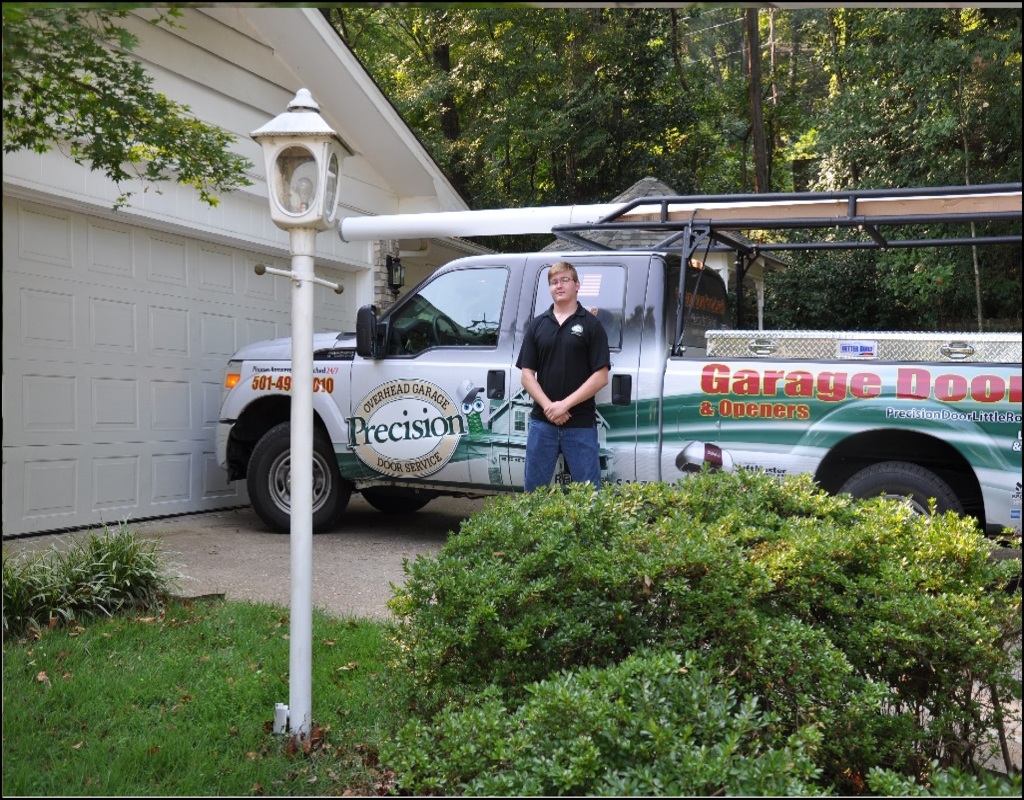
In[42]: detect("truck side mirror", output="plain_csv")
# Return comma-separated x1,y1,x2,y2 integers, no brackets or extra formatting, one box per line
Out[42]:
355,304,379,358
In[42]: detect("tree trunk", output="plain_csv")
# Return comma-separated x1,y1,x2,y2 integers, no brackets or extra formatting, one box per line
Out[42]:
432,40,471,201
745,9,770,193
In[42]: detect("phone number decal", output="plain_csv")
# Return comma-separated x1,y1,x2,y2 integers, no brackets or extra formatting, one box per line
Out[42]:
252,374,335,393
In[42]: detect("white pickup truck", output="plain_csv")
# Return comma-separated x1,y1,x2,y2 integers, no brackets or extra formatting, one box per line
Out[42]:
217,187,1022,535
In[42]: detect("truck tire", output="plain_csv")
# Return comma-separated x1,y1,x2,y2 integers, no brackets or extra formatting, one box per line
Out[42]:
247,422,351,534
839,461,964,516
361,487,432,515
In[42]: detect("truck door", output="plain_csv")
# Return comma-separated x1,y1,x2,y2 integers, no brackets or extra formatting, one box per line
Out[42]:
347,260,525,491
504,255,651,488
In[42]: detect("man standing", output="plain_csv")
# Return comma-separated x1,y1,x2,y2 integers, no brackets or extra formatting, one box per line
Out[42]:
516,261,611,491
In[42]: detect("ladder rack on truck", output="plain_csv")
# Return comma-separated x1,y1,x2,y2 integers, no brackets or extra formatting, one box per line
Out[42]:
548,183,1022,330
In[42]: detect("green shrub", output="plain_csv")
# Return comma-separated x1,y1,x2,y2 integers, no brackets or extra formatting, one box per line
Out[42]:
2,525,175,640
386,648,827,796
383,470,1022,794
866,763,1023,797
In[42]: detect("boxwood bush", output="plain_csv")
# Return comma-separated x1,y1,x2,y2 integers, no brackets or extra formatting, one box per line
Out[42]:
389,648,827,796
382,469,1021,795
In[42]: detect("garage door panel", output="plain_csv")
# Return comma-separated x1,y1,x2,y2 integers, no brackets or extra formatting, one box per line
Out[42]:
19,286,77,350
17,203,74,270
87,219,135,279
313,265,358,330
199,309,239,360
94,455,140,513
91,296,138,355
196,242,237,295
202,380,226,429
243,253,280,300
2,441,248,536
21,373,79,434
145,233,189,287
3,197,346,535
244,316,281,346
5,359,226,448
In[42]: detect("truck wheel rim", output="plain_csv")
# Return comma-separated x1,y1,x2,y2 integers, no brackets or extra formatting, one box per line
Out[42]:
881,493,928,515
267,451,332,513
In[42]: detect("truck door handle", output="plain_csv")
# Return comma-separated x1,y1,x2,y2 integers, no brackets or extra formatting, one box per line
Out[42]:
611,373,632,405
487,370,506,400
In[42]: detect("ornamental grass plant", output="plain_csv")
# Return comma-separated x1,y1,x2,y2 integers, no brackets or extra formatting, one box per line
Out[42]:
3,525,173,640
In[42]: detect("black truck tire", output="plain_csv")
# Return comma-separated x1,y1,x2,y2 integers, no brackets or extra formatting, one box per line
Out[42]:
247,422,351,534
839,461,964,515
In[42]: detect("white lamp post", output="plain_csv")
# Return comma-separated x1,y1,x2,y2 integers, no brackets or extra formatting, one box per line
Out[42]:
251,88,349,739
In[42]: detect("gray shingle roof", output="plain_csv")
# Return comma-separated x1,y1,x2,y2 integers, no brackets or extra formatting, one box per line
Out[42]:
543,177,688,251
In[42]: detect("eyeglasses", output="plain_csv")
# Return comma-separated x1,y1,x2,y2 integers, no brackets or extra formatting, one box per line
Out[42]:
549,276,576,286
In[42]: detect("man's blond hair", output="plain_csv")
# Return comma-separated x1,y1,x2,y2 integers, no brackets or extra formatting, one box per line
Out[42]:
548,261,578,282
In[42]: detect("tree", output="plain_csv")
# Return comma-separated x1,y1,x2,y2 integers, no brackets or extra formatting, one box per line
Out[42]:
809,7,1022,330
744,8,769,192
2,5,251,208
338,6,1019,329
334,6,706,210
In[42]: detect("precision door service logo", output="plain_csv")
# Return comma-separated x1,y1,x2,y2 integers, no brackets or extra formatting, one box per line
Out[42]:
348,379,466,478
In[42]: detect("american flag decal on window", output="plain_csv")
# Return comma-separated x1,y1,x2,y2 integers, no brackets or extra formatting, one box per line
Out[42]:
578,273,602,298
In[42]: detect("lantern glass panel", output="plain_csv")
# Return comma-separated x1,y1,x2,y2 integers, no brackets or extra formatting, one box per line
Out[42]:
324,152,340,223
273,146,318,215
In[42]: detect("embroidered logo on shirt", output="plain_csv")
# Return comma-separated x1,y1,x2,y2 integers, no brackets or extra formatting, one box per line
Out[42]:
571,324,584,337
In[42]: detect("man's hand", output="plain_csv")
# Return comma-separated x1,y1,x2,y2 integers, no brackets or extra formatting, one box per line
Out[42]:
544,400,572,426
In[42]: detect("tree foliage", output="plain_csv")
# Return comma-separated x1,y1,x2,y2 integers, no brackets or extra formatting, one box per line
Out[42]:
336,6,1020,330
813,8,1021,189
2,5,252,208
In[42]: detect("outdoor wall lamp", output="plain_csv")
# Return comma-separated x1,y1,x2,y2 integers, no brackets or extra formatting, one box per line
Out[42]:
386,254,405,295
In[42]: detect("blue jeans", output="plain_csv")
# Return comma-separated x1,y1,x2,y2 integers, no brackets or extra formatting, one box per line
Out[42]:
523,419,601,491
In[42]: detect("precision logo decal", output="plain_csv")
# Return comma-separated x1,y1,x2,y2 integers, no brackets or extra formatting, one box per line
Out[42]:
348,379,466,478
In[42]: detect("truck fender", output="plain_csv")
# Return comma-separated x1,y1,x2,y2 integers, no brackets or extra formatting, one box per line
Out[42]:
799,399,1012,474
311,389,350,452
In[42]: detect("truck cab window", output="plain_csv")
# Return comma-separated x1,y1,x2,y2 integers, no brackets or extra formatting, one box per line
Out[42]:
668,262,729,356
387,267,508,356
532,264,625,349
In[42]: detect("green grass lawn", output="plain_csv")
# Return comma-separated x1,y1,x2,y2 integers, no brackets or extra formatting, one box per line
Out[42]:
2,597,396,796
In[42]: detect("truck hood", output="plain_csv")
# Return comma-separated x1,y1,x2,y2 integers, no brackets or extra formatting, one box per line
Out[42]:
232,332,355,361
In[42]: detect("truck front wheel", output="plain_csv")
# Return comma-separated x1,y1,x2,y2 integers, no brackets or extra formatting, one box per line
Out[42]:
247,422,352,534
839,461,964,516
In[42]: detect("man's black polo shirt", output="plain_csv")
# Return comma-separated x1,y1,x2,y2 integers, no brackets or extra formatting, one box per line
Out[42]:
515,302,611,428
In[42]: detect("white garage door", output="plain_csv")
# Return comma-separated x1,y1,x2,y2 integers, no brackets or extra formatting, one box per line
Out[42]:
2,197,356,536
